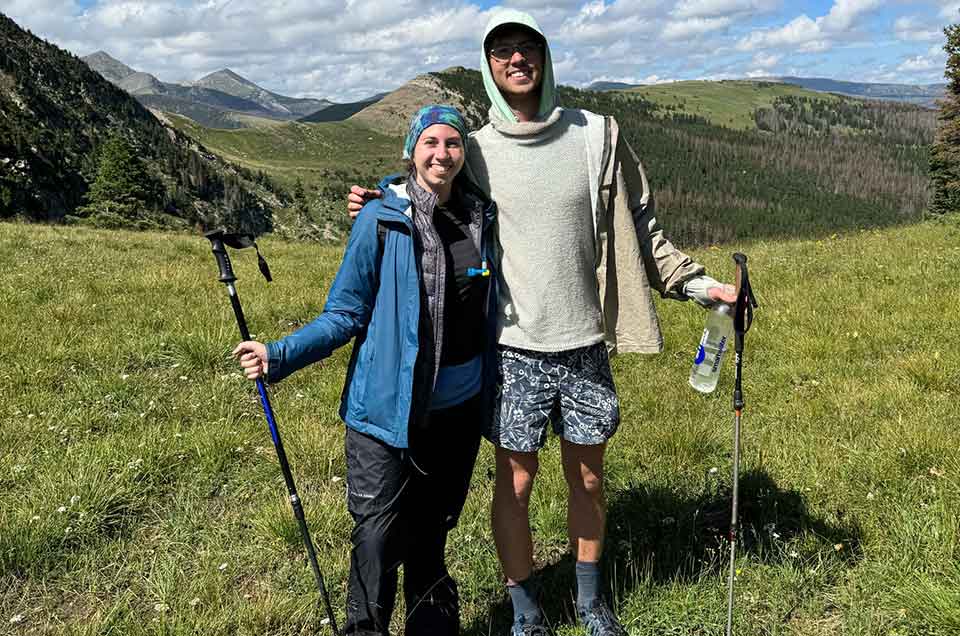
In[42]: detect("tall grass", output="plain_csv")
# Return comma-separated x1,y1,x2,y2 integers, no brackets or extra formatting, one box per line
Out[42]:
1,217,959,634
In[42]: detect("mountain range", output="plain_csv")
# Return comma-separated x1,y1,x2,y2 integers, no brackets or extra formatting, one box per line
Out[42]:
0,15,276,231
82,51,381,129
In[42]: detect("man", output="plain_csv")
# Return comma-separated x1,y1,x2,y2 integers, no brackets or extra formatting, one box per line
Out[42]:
349,10,734,636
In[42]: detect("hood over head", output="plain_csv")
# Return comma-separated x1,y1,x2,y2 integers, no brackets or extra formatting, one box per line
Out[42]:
480,9,557,123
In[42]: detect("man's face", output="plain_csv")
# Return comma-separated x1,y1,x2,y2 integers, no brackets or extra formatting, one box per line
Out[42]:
486,26,544,101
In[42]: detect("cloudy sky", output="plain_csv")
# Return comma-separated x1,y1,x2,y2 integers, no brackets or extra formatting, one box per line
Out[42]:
2,0,957,102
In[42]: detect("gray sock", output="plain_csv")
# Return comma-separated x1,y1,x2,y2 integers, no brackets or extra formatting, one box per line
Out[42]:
507,577,541,624
576,560,601,608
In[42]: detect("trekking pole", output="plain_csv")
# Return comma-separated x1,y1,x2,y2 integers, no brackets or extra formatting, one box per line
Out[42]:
725,252,758,636
204,230,341,636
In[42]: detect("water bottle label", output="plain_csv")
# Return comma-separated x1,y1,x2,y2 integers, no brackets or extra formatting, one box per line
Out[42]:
711,336,727,372
694,344,705,364
694,328,709,364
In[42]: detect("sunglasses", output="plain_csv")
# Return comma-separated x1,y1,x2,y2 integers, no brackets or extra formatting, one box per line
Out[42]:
487,41,543,62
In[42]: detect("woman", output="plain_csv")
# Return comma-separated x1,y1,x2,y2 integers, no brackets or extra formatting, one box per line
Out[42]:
233,105,496,636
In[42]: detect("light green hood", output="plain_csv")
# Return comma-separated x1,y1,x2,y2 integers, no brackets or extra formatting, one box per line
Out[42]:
480,9,558,123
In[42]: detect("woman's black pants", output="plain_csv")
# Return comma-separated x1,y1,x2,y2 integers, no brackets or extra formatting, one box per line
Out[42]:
343,393,482,636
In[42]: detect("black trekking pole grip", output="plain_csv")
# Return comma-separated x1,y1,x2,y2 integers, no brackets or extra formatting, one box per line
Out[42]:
207,231,238,284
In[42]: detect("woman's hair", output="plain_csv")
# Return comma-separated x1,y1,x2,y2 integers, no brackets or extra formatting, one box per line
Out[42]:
402,105,469,160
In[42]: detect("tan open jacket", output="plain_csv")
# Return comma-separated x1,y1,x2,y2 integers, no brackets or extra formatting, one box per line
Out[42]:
584,112,706,355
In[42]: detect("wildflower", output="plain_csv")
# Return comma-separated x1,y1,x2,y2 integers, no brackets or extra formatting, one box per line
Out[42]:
331,476,342,483
10,614,25,624
929,467,945,478
708,467,718,475
789,550,799,558
154,603,168,612
30,515,40,523
834,543,844,551
65,526,72,534
121,374,130,380
57,506,66,513
189,598,201,607
70,495,80,505
218,562,228,571
866,492,874,500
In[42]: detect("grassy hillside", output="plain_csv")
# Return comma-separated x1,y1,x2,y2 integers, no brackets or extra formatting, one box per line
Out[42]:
166,115,400,187
618,80,841,130
2,218,959,635
162,69,933,247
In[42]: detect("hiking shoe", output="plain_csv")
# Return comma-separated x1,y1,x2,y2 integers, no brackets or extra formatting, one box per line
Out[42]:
577,600,626,636
510,615,549,636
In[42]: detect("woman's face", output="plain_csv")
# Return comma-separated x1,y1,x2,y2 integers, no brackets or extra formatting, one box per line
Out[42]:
412,124,465,193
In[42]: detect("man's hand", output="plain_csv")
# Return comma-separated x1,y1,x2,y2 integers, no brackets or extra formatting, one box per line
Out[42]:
707,284,737,304
232,341,268,380
348,185,382,219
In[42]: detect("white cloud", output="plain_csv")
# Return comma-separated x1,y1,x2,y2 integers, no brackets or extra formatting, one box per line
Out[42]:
894,16,943,43
672,0,778,20
662,16,732,40
736,0,882,54
751,52,780,68
898,55,940,72
938,2,960,20
819,0,882,32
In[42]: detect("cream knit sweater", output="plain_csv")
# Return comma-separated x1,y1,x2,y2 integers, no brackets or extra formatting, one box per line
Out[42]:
468,107,606,352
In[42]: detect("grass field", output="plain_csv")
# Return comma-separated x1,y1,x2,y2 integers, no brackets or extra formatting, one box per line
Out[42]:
2,217,959,635
619,81,840,130
166,114,402,187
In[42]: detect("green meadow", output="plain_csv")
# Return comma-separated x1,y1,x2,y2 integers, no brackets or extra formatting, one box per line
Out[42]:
1,216,959,635
618,81,839,130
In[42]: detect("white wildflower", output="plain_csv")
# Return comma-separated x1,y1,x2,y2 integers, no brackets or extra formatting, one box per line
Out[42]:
56,506,66,513
10,614,25,624
218,562,228,571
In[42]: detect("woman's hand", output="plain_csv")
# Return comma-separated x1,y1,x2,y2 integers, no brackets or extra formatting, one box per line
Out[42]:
232,341,269,380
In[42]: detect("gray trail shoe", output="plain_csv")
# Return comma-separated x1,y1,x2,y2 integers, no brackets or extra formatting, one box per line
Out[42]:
510,615,550,636
577,600,626,636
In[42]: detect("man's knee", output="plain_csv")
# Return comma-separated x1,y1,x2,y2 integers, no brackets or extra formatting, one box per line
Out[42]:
562,443,606,499
495,449,539,503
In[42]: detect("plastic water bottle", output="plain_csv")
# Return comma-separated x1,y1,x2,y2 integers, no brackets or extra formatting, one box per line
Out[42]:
689,304,734,393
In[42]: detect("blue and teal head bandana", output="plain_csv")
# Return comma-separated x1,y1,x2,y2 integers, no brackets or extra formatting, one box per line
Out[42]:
402,105,469,159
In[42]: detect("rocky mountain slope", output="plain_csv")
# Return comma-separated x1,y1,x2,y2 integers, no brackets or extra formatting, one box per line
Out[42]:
0,13,277,232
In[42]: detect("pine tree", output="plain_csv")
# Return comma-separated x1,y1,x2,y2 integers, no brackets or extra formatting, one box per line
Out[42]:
85,134,158,219
931,23,960,214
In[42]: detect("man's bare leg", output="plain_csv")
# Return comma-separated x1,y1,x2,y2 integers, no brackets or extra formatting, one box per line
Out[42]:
561,439,607,562
492,447,544,628
492,447,539,582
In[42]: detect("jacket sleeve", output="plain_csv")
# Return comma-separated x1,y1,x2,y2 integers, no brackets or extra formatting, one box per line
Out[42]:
265,207,381,382
616,133,705,300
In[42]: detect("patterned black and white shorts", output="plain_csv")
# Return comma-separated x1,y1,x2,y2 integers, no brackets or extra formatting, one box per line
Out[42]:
484,342,620,452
